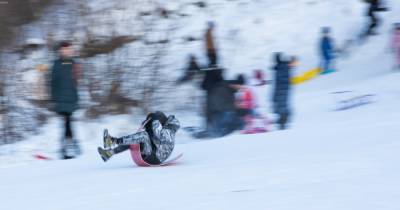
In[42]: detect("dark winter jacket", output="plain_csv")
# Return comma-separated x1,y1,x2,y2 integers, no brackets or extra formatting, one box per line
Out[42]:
208,81,236,114
187,59,200,74
272,55,291,115
178,58,201,83
321,36,334,60
367,0,385,15
206,81,240,137
201,68,223,93
51,58,79,113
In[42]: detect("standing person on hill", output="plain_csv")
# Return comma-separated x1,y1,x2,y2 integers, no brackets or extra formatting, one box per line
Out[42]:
206,78,240,137
272,53,296,130
390,23,400,70
50,41,81,159
177,54,201,84
205,21,218,67
192,68,241,139
363,0,387,37
320,27,336,74
201,67,224,131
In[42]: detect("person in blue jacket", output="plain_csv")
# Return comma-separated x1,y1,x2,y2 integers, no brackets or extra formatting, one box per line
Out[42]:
320,27,336,74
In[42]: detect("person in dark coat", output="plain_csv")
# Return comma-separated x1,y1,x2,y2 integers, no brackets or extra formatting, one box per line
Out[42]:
320,27,336,73
208,80,240,137
201,67,224,131
50,41,80,158
177,55,201,84
272,53,293,130
193,68,241,138
364,0,387,37
205,21,218,67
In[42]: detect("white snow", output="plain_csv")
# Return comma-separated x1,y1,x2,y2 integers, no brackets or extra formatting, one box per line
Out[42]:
1,0,400,210
25,38,46,46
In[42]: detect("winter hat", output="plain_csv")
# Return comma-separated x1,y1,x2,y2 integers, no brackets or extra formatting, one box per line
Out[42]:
274,52,283,63
322,27,331,35
236,74,246,85
143,111,168,136
144,111,167,125
208,21,215,28
231,74,246,85
57,41,71,50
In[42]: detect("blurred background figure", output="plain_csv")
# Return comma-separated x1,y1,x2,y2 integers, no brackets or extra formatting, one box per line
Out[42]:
390,23,400,70
205,21,218,67
201,67,224,133
320,27,336,74
192,67,241,138
207,73,239,137
363,0,388,37
50,41,81,159
253,69,268,86
35,64,50,101
231,74,268,134
272,53,295,130
177,54,201,84
231,74,253,130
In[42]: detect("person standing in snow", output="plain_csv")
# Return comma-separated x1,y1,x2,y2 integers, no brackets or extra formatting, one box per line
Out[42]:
320,27,336,74
201,67,224,131
177,54,201,84
390,23,400,70
192,69,241,139
50,41,81,159
363,0,387,37
272,53,295,130
205,21,218,67
98,111,180,164
206,78,240,137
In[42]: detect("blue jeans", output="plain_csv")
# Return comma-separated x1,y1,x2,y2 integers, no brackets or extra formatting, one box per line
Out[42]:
210,111,238,137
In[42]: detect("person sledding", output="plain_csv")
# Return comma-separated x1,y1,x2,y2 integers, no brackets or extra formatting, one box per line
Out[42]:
363,0,388,38
98,111,180,165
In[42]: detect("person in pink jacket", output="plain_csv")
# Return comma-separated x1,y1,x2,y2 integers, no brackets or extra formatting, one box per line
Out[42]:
391,23,400,70
232,74,269,134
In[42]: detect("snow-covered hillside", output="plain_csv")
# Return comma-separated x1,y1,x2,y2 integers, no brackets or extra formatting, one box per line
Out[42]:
1,0,400,210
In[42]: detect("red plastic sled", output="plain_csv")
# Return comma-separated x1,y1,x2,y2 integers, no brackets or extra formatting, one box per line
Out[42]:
129,144,183,167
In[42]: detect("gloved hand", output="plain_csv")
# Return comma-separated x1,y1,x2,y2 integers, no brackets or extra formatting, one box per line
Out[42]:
164,115,180,132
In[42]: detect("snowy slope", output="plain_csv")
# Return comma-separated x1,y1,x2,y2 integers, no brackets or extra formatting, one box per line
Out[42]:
1,0,400,210
2,72,400,210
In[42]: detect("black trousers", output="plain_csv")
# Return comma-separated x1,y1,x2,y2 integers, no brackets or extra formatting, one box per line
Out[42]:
366,12,379,35
277,113,290,130
207,51,218,67
59,112,73,138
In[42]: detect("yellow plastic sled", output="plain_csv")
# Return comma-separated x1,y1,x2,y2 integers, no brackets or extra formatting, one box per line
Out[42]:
291,67,322,85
